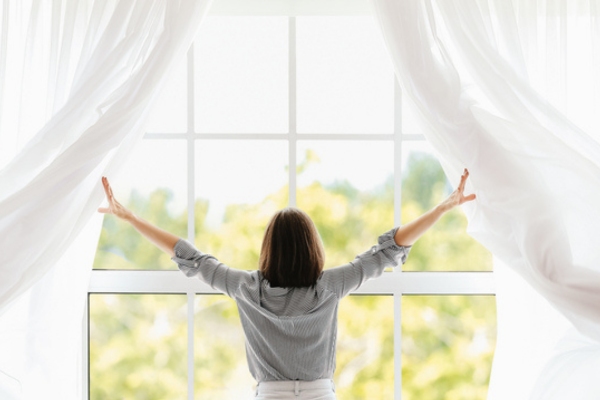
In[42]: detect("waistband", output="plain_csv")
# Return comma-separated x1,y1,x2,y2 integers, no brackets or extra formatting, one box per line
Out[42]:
257,378,334,391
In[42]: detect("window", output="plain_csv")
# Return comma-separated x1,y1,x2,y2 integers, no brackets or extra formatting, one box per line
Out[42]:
89,10,496,400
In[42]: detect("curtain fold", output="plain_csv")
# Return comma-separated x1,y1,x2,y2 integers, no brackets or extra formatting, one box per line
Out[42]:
370,0,600,398
0,1,212,398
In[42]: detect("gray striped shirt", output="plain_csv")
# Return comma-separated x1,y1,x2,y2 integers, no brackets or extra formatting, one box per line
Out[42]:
171,228,410,383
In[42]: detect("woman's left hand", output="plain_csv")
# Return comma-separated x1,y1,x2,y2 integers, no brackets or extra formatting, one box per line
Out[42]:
438,168,476,212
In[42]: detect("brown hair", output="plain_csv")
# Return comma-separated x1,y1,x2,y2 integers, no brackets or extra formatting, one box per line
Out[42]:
259,207,325,288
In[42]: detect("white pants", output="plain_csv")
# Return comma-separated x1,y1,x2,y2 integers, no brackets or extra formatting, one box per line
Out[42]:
254,379,337,400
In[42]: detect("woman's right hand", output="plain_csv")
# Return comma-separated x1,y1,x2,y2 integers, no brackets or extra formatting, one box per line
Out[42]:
98,176,134,221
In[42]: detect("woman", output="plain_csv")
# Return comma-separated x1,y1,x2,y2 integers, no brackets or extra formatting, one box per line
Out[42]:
98,169,476,399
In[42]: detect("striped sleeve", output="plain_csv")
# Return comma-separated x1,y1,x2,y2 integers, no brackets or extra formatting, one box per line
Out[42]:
171,239,254,298
320,228,411,298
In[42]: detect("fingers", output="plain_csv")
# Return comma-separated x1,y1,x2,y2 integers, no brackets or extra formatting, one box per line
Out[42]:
457,168,469,192
100,176,117,214
101,176,111,199
463,193,476,202
102,176,116,201
457,169,476,205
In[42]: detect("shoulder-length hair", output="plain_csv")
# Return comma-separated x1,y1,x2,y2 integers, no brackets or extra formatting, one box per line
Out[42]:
259,207,325,288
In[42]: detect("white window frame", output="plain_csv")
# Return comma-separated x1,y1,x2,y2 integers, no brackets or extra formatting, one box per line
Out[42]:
85,8,496,400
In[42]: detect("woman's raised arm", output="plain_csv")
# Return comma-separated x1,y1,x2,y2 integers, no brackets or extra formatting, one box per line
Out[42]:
393,168,476,246
97,176,180,257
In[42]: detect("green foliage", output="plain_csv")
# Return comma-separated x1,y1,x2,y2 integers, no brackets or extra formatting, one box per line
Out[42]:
402,296,495,400
91,152,496,399
402,152,447,211
89,294,188,399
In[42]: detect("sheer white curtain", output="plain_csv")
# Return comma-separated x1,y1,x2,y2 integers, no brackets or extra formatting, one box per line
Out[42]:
0,1,211,398
370,0,600,398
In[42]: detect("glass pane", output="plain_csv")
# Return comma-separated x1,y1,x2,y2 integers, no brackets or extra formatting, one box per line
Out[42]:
401,141,493,271
94,139,187,270
402,96,430,136
194,295,254,399
297,17,394,134
194,17,288,133
89,294,187,399
402,296,497,400
296,141,394,268
145,56,187,133
337,295,393,399
195,140,288,270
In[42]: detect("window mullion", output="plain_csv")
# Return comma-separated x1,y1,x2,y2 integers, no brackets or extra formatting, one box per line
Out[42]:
393,77,403,400
393,80,403,228
394,291,402,400
187,292,195,400
288,16,297,207
87,271,496,295
187,44,196,244
187,44,196,400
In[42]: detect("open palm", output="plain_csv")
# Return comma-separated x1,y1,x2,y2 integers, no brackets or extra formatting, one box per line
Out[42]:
97,176,133,221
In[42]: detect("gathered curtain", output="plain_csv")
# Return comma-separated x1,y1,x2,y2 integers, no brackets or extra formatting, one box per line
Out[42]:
370,0,600,398
0,1,212,398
